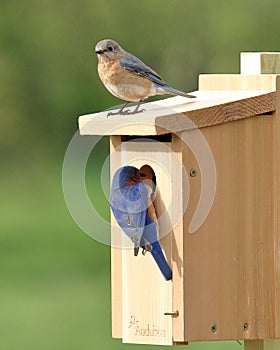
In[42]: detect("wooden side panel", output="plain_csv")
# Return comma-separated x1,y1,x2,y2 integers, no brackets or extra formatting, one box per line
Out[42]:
110,136,123,339
245,340,280,350
171,135,186,343
120,141,173,346
274,76,280,338
183,115,276,341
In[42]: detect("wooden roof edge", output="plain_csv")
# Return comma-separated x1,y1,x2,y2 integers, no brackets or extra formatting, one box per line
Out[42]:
156,91,277,133
79,90,277,136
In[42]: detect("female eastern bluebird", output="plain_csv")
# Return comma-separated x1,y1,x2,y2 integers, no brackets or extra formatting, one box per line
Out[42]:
95,39,196,116
110,165,172,281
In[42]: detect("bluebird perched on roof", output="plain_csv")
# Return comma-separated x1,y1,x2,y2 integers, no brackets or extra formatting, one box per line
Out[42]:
95,39,196,116
110,165,172,281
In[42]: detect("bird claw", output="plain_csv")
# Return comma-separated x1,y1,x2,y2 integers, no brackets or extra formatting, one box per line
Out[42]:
107,109,129,117
134,247,139,256
107,108,145,117
121,109,132,115
107,108,132,117
141,244,152,256
132,108,146,115
123,107,146,115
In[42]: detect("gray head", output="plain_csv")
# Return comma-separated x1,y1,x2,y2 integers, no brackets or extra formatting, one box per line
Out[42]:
95,39,123,58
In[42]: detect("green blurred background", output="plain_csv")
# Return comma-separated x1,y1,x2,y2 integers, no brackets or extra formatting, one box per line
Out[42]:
1,0,279,349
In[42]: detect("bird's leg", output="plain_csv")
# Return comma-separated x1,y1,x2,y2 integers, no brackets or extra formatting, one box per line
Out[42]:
130,100,146,115
107,101,131,117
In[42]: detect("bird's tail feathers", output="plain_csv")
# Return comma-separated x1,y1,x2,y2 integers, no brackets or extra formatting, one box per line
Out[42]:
156,84,196,99
151,241,172,281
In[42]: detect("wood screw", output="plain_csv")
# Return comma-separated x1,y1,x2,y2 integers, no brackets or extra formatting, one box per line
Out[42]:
210,324,217,333
164,310,179,318
190,168,197,177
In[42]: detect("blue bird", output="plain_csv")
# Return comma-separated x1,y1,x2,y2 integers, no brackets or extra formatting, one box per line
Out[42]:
95,39,196,115
110,165,172,281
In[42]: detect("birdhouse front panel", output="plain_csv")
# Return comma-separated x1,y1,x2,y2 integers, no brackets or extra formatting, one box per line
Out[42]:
110,136,185,345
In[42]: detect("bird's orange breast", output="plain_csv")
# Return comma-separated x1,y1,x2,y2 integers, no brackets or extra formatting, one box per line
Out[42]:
97,56,154,101
98,56,122,86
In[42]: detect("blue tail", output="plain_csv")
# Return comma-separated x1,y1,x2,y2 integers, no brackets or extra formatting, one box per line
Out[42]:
151,241,172,281
156,84,196,99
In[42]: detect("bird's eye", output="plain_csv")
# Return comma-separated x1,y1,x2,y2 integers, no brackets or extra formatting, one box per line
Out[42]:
108,46,113,52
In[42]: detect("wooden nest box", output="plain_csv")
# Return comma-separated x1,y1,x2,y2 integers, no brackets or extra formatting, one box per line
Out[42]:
79,53,280,349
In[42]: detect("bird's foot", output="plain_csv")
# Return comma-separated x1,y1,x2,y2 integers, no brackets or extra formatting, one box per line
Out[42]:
118,107,145,115
107,107,146,117
130,100,145,115
130,107,146,115
107,101,131,117
141,244,152,255
107,108,131,117
107,100,145,117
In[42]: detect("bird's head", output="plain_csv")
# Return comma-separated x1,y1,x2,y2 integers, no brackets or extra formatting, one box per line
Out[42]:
139,164,157,194
139,165,156,184
95,39,122,59
119,166,140,187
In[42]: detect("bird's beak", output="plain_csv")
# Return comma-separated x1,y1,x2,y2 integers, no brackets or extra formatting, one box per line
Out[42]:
95,49,104,54
130,172,141,183
136,170,142,180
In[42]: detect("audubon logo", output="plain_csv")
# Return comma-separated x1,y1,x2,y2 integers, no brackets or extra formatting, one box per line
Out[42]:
128,315,166,338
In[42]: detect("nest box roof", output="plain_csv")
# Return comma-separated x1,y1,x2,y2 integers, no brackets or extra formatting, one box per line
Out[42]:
79,76,277,136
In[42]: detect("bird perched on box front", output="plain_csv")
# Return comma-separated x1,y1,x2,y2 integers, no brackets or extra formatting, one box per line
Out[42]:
110,165,172,281
139,164,158,226
95,39,196,116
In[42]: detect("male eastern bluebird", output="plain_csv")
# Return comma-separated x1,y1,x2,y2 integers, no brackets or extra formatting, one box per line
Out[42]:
95,39,196,116
110,165,172,281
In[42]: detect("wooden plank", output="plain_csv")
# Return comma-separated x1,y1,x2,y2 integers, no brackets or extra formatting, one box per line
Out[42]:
241,52,280,74
199,74,277,91
157,91,276,132
245,340,280,350
274,75,280,337
183,115,276,341
79,90,276,136
181,132,201,341
244,340,265,350
110,136,123,339
120,141,173,346
170,135,186,344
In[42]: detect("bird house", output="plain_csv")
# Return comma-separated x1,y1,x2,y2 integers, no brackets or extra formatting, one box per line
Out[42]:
78,53,280,349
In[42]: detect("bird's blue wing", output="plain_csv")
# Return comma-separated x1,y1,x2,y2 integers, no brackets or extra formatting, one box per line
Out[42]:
120,53,167,86
110,180,149,248
120,53,196,99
